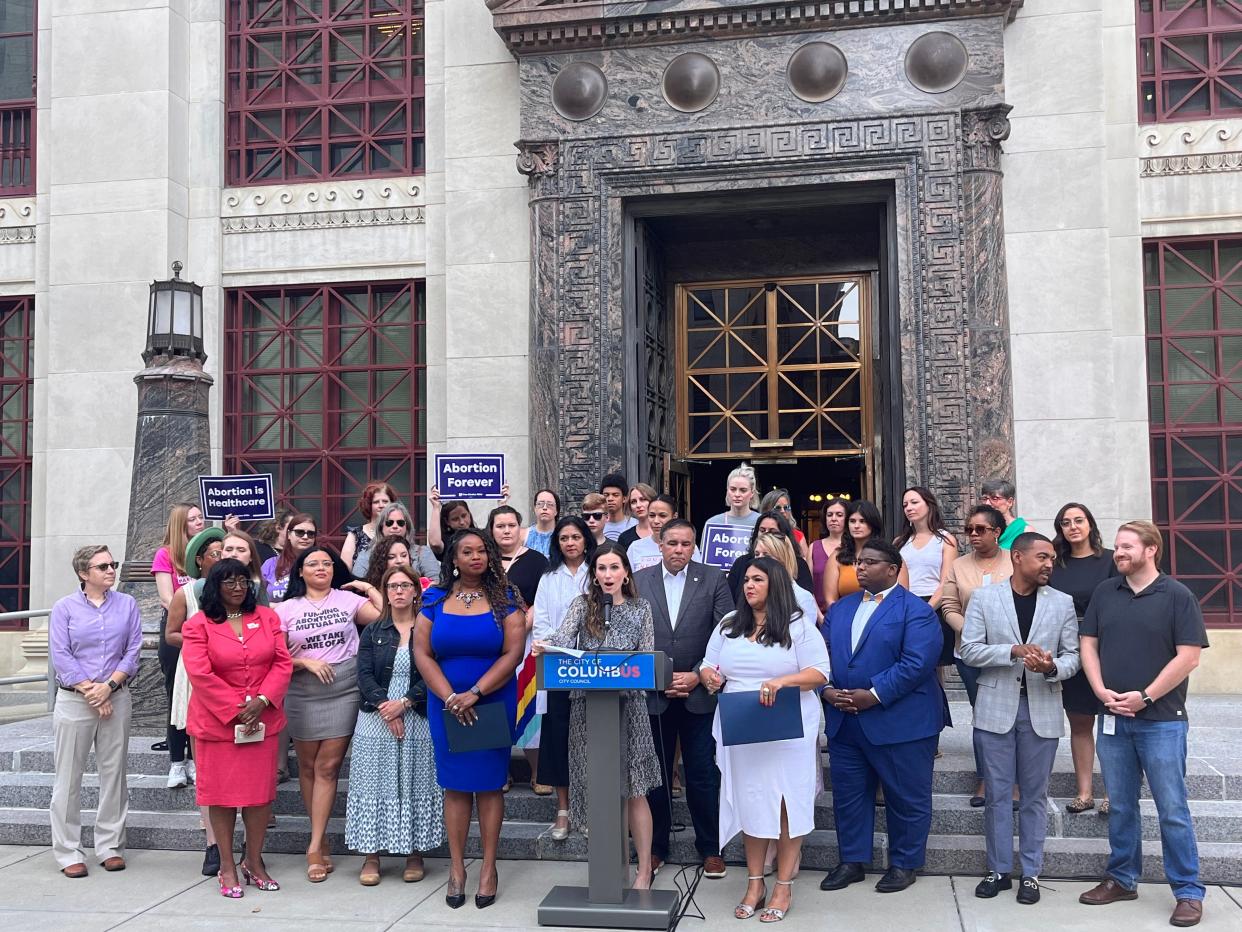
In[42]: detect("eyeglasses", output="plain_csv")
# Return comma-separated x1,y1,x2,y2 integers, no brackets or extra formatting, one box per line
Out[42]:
203,549,224,560
384,519,407,528
220,578,250,590
90,561,120,572
535,501,557,509
1059,517,1088,527
583,512,605,521
855,557,895,568
981,494,1010,503
290,528,316,538
303,560,334,570
965,524,996,535
773,504,792,512
386,582,417,592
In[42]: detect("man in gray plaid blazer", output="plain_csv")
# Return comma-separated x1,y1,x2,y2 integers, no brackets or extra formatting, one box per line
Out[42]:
961,532,1080,906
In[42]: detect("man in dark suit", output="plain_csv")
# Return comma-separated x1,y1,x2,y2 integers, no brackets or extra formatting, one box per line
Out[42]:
819,539,944,894
635,518,734,879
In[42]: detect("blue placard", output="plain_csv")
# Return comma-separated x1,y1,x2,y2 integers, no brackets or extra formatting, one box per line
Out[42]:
541,652,659,691
198,474,275,521
701,524,752,570
434,454,505,500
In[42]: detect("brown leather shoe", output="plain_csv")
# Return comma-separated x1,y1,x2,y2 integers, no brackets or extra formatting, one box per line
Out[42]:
101,856,126,872
61,863,88,878
1078,878,1138,905
702,856,726,879
1170,899,1203,927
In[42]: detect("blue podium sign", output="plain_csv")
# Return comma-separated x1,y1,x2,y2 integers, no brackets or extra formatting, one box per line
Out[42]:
541,652,659,691
434,454,505,499
702,524,752,570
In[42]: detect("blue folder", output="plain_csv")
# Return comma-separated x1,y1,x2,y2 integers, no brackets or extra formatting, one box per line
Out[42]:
718,687,804,746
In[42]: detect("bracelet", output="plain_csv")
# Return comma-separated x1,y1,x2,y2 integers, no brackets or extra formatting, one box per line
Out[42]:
446,692,457,705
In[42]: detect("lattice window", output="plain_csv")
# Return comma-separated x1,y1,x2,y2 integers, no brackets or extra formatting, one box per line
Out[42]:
1144,238,1242,626
0,0,35,195
226,0,425,185
0,297,32,627
224,281,426,546
1138,0,1242,122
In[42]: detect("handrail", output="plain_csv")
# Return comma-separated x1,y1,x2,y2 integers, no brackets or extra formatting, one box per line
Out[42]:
0,608,54,711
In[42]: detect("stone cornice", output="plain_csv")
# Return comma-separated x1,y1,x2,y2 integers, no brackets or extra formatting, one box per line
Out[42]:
220,179,425,234
1139,121,1242,178
0,197,35,245
489,0,1023,53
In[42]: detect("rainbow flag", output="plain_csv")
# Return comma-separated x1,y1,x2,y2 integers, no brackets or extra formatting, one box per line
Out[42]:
515,650,539,747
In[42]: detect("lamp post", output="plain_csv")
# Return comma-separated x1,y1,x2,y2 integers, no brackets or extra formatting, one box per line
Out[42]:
119,262,214,730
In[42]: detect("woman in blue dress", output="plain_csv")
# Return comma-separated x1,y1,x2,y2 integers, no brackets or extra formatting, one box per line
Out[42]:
414,528,524,910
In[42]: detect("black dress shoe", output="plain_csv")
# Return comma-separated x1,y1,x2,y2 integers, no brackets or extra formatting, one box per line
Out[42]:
875,866,917,893
969,795,985,808
475,869,498,909
1017,876,1040,905
446,873,466,909
201,844,221,877
819,862,866,891
974,871,1011,898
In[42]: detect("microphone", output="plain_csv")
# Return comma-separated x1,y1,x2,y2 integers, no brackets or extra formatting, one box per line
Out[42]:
596,589,612,630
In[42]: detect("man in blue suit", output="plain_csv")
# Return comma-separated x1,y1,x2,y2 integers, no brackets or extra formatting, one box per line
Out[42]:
819,539,944,894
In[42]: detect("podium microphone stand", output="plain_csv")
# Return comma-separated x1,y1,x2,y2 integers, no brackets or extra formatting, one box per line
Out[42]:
536,649,680,929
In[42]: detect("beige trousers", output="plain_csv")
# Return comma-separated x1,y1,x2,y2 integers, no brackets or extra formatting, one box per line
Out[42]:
50,688,131,867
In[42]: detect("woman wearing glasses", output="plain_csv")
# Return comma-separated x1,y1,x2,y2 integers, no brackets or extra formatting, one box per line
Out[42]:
522,489,560,558
347,565,443,886
760,488,811,565
261,513,318,601
727,512,815,602
341,481,398,576
356,502,438,579
940,504,1013,807
580,492,609,547
183,559,293,897
274,546,383,882
49,546,141,878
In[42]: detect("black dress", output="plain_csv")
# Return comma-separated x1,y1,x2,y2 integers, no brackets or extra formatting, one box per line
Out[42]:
727,553,815,602
503,548,548,607
1049,550,1119,715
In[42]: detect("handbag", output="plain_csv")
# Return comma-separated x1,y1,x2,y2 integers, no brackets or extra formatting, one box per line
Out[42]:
234,722,266,745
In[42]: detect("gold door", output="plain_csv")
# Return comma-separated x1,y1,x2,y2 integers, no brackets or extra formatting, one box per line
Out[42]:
676,275,874,491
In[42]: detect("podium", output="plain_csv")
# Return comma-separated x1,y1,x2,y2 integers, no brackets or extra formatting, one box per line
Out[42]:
535,649,680,930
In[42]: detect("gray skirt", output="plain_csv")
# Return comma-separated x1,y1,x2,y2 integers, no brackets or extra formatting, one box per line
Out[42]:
286,656,361,741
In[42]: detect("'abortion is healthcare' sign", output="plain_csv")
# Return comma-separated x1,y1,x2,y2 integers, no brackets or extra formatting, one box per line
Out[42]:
434,454,505,499
702,524,752,571
198,474,275,521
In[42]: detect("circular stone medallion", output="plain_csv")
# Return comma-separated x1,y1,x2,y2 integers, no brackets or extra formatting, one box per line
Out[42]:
551,61,608,121
662,52,721,113
904,31,969,94
787,42,848,103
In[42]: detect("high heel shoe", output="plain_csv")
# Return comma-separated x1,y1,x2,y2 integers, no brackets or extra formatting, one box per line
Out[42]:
735,876,766,919
217,871,244,899
759,879,793,922
241,862,280,891
475,868,498,909
445,872,466,909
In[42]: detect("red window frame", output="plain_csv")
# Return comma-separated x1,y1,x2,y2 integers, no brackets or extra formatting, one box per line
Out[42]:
1137,0,1242,123
0,1,36,195
0,296,33,628
1143,237,1242,627
224,281,426,550
225,0,425,186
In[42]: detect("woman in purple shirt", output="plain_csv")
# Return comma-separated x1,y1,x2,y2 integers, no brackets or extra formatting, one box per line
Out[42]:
48,545,142,878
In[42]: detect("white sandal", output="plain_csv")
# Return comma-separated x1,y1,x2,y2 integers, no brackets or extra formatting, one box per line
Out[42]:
759,879,793,923
550,810,570,841
735,876,766,919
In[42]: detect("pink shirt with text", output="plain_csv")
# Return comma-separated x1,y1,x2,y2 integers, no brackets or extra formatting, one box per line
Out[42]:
274,589,367,664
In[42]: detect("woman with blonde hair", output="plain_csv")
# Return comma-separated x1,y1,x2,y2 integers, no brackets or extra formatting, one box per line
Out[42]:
702,462,760,539
753,532,821,626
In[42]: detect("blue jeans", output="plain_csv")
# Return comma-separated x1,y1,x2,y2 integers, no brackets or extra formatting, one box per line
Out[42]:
1096,716,1204,901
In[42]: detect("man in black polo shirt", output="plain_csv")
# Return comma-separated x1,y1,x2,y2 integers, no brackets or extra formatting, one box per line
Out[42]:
1077,520,1209,928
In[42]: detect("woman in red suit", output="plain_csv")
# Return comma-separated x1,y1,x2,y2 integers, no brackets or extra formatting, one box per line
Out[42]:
183,558,293,898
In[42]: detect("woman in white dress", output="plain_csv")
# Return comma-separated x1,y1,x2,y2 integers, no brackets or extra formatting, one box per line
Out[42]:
700,557,830,923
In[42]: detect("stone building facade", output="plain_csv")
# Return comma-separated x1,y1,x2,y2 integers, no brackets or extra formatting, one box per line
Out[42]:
0,0,1238,688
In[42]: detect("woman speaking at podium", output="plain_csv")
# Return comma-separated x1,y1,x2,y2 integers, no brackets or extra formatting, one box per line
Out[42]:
700,557,831,923
532,541,662,890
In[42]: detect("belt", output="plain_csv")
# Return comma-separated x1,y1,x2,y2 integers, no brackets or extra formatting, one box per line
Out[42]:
60,683,127,693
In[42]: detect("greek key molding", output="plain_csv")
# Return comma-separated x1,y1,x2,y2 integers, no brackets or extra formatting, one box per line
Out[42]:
221,205,425,234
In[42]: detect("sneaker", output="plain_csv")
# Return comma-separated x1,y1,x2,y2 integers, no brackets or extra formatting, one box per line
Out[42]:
184,759,197,784
974,871,1012,898
167,762,189,789
1017,876,1040,905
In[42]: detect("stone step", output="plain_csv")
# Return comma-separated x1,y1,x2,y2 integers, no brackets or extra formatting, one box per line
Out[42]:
2,806,1238,885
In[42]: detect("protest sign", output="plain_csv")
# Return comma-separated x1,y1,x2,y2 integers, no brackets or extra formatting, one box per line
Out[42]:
434,454,505,500
198,474,275,521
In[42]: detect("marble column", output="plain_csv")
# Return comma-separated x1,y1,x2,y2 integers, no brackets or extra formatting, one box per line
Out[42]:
962,105,1017,489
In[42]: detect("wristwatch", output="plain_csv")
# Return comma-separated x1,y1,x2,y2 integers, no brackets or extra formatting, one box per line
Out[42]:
107,679,121,693
469,685,483,698
1141,690,1154,708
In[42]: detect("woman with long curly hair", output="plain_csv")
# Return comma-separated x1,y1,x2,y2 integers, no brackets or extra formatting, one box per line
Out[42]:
532,542,662,890
414,529,524,909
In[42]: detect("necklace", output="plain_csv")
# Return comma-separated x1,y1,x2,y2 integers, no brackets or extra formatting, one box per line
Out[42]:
226,611,243,619
455,588,485,609
305,592,332,611
975,550,1002,575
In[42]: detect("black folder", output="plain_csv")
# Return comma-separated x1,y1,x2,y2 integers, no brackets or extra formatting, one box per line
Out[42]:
441,701,513,753
718,687,804,746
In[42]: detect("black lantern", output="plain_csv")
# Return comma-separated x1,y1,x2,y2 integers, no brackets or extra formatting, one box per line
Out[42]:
144,261,205,365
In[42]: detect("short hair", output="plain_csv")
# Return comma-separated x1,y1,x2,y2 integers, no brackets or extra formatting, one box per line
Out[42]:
967,504,1006,531
1118,519,1164,564
858,537,904,570
981,478,1016,500
581,492,606,512
357,481,399,521
201,558,258,622
599,472,629,496
1011,531,1053,553
72,545,111,585
660,518,696,543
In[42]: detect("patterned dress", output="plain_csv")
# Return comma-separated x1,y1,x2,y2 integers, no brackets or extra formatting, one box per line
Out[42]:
344,648,444,854
546,595,662,830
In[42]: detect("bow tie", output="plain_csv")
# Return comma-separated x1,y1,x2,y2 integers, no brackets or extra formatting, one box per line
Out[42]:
862,591,885,603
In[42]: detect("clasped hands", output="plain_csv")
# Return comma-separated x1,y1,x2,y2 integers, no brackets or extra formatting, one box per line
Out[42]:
1011,644,1056,674
234,696,267,736
1097,688,1146,717
821,686,879,714
444,689,479,725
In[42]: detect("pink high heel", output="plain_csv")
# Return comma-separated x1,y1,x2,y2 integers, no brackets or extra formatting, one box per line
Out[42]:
217,871,244,898
241,862,280,891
